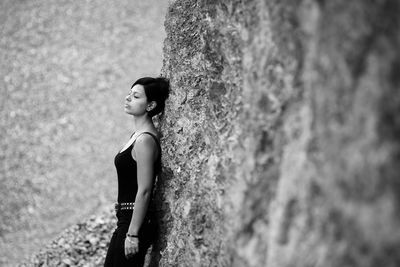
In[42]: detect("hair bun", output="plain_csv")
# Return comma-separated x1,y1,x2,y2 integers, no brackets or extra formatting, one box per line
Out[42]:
155,77,170,101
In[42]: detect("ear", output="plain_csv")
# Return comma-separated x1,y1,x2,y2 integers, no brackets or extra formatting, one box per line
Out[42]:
147,101,157,112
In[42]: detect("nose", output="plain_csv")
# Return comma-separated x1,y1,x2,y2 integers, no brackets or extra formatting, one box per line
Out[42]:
125,94,131,101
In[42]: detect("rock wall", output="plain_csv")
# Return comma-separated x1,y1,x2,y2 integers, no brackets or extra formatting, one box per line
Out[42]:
156,0,400,266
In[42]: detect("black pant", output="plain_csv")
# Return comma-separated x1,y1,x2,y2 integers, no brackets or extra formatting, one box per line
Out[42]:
104,210,155,267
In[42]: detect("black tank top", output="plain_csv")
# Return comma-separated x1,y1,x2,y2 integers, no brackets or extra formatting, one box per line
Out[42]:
114,132,161,203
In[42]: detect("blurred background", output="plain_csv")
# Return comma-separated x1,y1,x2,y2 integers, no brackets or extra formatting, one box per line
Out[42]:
0,0,168,265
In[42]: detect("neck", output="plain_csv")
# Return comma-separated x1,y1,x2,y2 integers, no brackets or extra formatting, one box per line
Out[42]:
131,114,153,133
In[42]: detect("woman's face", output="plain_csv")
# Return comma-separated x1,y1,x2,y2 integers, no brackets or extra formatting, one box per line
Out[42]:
124,84,149,116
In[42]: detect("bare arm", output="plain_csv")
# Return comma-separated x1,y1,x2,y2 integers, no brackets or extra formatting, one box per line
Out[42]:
127,134,158,236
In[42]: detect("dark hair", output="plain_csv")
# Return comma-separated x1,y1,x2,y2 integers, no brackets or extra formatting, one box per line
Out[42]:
131,77,170,117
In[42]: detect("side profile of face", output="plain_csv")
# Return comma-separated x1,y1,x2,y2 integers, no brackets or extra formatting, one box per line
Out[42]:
124,84,149,116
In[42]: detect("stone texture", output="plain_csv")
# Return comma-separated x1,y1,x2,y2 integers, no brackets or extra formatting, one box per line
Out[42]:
156,0,400,266
20,1,400,266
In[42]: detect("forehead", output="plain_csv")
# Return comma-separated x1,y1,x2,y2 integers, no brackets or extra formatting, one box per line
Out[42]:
131,84,145,94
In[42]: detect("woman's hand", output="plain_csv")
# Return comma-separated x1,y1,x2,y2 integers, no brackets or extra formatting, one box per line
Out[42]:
124,236,139,259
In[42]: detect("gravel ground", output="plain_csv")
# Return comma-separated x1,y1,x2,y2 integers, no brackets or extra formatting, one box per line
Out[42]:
0,0,167,265
19,206,118,267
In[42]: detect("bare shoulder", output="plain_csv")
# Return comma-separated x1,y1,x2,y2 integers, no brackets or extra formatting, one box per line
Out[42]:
134,132,159,157
136,133,158,147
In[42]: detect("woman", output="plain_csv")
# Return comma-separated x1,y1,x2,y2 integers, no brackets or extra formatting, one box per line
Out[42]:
104,77,170,267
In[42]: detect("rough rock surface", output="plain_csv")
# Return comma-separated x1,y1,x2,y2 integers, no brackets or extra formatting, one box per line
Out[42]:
156,0,400,266
18,0,400,266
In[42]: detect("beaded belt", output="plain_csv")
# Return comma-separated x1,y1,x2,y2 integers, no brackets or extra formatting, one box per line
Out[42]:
114,202,135,211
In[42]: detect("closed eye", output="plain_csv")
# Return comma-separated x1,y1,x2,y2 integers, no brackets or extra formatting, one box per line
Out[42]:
128,91,139,97
129,89,141,98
